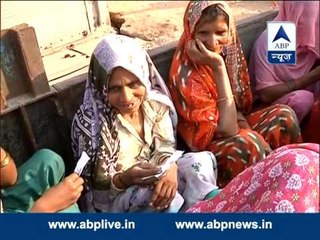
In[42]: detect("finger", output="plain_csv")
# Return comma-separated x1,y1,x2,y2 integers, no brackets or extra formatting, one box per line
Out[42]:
195,39,208,53
154,185,167,209
160,185,176,209
150,180,164,206
72,189,82,203
71,185,83,200
189,40,200,54
186,40,198,59
186,40,192,52
74,176,84,187
153,182,169,208
156,187,171,209
166,186,177,208
76,184,84,194
65,173,80,182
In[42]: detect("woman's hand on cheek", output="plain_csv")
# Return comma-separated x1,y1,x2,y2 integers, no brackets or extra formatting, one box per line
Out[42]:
186,39,224,69
150,163,178,210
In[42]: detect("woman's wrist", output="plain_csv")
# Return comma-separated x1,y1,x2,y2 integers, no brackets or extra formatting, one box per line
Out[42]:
169,162,178,171
30,198,51,213
209,59,225,71
285,80,298,91
114,172,130,189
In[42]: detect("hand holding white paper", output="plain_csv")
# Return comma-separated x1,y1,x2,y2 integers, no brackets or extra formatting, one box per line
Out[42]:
74,151,90,175
141,150,183,180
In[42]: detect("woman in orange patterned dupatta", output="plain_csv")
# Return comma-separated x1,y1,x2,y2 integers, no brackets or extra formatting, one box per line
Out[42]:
168,1,301,187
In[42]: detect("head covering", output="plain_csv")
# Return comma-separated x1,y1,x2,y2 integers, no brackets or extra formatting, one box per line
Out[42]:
168,1,253,149
250,1,319,92
169,1,253,117
71,34,177,212
275,1,319,57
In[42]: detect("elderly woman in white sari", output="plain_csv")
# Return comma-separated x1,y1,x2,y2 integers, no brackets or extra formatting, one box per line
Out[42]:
71,34,219,213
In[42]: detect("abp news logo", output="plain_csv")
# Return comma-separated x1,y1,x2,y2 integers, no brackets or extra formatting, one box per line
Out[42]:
267,21,296,64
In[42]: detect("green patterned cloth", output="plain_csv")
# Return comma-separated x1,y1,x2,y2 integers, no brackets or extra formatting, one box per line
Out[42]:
1,149,80,213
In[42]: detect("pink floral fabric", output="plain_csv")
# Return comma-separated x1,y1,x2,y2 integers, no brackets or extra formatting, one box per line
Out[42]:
187,143,319,213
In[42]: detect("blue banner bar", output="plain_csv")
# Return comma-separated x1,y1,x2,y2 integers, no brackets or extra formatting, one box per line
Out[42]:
267,51,296,64
0,213,319,240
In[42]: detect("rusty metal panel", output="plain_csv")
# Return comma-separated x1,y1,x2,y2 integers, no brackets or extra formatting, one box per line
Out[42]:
27,97,76,173
0,96,75,173
1,26,32,99
0,24,50,111
0,109,32,167
17,26,50,96
52,72,86,125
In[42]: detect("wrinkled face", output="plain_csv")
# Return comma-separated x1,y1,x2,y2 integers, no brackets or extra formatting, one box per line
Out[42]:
107,67,146,115
194,15,229,54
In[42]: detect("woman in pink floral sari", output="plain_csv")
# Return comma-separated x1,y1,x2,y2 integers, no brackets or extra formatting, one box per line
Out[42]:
188,143,319,213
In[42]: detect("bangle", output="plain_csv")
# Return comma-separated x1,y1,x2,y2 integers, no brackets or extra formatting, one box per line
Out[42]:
217,95,234,103
0,152,11,168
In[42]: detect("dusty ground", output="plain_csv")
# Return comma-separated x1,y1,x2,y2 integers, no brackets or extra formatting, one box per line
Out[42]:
107,1,274,49
44,1,275,83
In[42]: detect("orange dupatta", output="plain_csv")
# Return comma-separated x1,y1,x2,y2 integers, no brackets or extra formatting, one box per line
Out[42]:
168,1,253,150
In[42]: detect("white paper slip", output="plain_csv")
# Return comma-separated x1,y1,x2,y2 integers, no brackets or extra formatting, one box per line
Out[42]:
141,150,184,180
74,151,90,175
155,150,183,178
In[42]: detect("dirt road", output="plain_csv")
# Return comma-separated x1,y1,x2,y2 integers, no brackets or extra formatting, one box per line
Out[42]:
43,1,275,82
107,1,274,49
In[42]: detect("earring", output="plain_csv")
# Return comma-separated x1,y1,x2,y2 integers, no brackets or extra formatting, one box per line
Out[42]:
222,46,227,58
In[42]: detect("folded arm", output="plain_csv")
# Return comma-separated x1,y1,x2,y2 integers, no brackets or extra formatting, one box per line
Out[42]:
259,67,320,103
